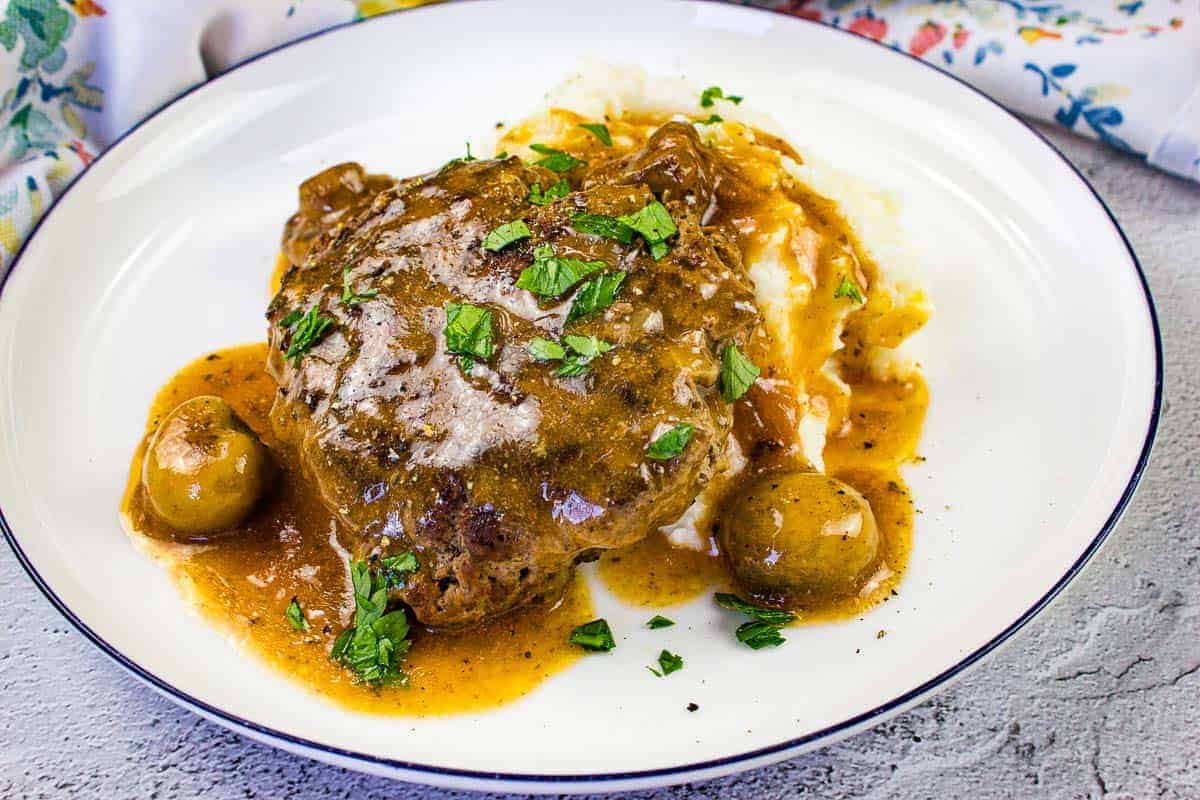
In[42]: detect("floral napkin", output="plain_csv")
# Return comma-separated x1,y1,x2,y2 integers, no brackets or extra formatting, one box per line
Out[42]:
761,1,1199,179
0,0,1196,270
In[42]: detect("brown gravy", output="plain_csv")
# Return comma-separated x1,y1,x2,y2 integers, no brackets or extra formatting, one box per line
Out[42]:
123,344,593,716
122,109,928,715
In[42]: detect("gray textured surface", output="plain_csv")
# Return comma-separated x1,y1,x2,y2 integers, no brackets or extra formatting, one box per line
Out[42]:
1,124,1197,800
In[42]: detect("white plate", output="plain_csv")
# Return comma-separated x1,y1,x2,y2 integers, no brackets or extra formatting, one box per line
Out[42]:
0,1,1160,793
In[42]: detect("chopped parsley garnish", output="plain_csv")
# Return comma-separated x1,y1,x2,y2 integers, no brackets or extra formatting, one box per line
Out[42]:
647,423,694,461
444,302,494,372
553,359,590,379
330,560,412,685
278,309,303,328
555,334,614,377
735,620,787,650
516,245,605,299
562,334,611,357
715,593,795,649
285,597,309,632
700,85,743,107
649,649,684,677
441,141,477,170
530,143,585,173
529,179,570,206
719,343,760,402
618,201,678,260
283,306,334,364
571,212,636,245
647,614,675,629
697,114,723,125
483,219,531,252
834,274,866,304
578,122,613,146
341,268,379,306
565,271,626,323
714,593,797,625
528,337,566,361
528,334,613,377
569,618,616,652
379,552,418,590
568,202,676,259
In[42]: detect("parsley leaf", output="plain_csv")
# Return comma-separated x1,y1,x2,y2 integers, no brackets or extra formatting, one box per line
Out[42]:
284,306,334,364
714,593,796,625
834,274,866,304
441,141,477,170
444,302,494,372
656,649,684,676
571,212,636,245
554,334,614,377
619,201,677,244
341,268,379,307
647,614,675,629
562,333,613,359
736,620,787,649
565,271,626,323
530,143,585,173
483,219,531,252
617,201,678,260
700,86,743,108
569,203,676,258
720,343,760,402
717,592,794,651
528,179,570,206
330,627,353,661
647,423,694,461
516,245,606,299
285,597,309,632
528,337,566,361
578,122,613,146
569,618,616,652
553,358,591,379
278,309,303,329
379,552,418,590
331,560,412,685
697,114,723,125
529,334,613,377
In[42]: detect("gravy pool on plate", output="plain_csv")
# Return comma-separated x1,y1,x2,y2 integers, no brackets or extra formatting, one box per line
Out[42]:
122,90,928,715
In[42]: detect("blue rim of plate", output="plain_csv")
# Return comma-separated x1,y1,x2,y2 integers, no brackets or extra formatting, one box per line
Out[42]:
0,0,1163,788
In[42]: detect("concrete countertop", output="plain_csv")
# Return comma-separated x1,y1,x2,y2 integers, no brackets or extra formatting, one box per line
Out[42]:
2,124,1197,800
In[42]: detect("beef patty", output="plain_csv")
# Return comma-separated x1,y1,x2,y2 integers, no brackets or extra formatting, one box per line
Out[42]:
267,123,761,627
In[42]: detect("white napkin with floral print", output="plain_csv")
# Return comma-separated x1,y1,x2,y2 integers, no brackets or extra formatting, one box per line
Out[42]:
1,0,1196,271
758,0,1200,178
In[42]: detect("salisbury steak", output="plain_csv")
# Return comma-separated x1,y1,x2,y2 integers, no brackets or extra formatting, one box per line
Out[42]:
267,123,761,627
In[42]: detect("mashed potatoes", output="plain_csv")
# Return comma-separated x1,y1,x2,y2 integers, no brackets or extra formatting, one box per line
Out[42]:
490,65,930,550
